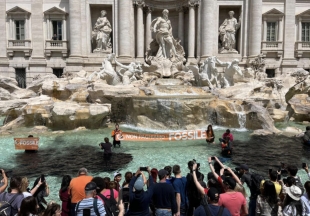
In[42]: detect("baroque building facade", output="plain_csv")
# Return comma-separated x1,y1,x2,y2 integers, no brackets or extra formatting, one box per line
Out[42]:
0,0,309,88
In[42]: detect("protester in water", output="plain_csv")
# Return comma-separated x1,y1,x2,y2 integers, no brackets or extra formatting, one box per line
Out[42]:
111,124,122,148
99,137,113,169
59,175,71,216
220,129,234,142
303,126,310,145
206,125,215,144
221,137,232,157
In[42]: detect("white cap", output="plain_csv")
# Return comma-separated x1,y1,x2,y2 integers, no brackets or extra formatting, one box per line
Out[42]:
114,171,121,177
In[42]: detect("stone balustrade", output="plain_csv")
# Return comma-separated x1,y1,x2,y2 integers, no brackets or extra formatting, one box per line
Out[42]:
261,41,283,57
295,41,310,58
7,40,32,57
45,40,68,58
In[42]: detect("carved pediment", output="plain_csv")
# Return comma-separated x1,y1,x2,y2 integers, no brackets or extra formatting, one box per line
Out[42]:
263,8,284,17
44,7,68,15
6,6,31,15
297,9,310,18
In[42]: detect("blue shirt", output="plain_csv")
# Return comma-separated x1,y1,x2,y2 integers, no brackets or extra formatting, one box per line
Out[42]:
194,205,231,216
152,182,177,214
172,177,188,207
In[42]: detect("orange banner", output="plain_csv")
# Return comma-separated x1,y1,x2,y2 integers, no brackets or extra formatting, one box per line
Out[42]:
116,130,207,141
14,137,39,150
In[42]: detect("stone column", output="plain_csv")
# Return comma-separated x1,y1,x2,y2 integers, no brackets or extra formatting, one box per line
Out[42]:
282,0,297,71
31,0,45,58
0,0,7,64
249,0,262,57
145,7,153,50
177,6,184,46
263,19,267,41
298,18,302,41
278,18,283,41
188,1,196,59
63,17,67,41
68,0,82,57
196,4,201,58
201,0,214,58
135,0,145,59
119,0,133,59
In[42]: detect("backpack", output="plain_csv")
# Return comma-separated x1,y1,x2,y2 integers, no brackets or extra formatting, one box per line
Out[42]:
295,176,305,194
203,203,224,216
98,189,119,216
75,198,100,216
0,193,20,216
249,173,265,199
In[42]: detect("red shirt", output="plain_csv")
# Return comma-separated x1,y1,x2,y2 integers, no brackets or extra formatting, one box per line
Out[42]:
218,192,246,216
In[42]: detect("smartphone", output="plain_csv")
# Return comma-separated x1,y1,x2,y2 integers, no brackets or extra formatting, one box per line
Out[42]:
269,169,272,174
140,167,148,172
197,163,200,168
211,157,215,160
303,163,307,169
40,174,45,182
83,209,91,216
122,187,130,203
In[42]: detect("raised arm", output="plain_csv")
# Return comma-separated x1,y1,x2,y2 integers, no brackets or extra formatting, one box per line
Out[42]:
0,170,8,193
30,179,43,195
192,163,205,197
226,167,242,185
209,157,219,179
216,58,229,67
115,58,130,69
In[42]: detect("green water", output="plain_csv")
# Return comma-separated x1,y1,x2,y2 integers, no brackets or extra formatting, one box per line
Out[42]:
1,124,310,204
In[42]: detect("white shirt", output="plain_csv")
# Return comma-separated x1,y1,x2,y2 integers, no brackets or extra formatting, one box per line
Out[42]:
23,192,32,198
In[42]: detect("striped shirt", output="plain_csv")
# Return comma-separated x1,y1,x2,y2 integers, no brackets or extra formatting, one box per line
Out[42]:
75,197,106,216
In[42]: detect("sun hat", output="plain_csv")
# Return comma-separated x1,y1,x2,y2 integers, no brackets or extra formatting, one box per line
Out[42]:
286,185,302,201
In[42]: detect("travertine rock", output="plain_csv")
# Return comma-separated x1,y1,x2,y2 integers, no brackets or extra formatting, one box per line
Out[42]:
27,74,58,92
267,109,288,122
0,88,11,100
30,126,49,134
287,94,310,122
0,77,19,93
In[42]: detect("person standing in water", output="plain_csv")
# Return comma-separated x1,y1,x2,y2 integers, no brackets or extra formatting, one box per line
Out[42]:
111,124,122,148
206,125,215,144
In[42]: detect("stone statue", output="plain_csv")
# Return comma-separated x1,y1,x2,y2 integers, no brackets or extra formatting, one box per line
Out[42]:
115,58,143,85
216,58,243,88
151,9,179,59
145,9,185,78
200,56,219,88
88,53,122,85
92,10,112,53
219,11,241,54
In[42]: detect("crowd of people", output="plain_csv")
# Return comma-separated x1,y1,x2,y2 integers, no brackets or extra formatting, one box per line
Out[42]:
1,156,310,216
1,125,310,216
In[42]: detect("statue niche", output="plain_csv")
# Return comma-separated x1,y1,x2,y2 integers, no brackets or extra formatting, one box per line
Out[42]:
92,10,112,53
219,11,241,54
145,9,185,78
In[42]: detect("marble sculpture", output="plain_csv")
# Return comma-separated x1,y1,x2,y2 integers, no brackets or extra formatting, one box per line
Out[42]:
200,56,219,88
219,11,241,54
216,58,243,88
92,10,112,53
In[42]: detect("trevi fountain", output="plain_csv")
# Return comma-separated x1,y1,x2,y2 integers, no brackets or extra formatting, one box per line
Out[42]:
1,2,310,203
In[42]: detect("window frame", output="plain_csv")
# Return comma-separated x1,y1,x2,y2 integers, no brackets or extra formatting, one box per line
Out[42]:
15,20,25,40
302,22,310,42
267,22,277,42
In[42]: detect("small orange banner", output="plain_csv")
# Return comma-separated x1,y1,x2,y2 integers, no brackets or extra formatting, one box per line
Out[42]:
14,137,39,150
116,130,207,142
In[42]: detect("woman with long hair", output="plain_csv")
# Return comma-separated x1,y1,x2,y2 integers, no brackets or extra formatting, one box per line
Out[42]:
256,181,278,216
301,181,310,215
206,125,215,144
21,177,32,198
43,202,61,216
59,175,71,216
18,196,38,216
281,185,305,216
31,176,49,213
122,172,133,188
